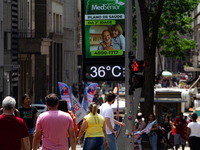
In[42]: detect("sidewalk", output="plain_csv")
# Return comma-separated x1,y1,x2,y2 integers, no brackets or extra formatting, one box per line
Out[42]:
39,144,190,150
69,144,82,150
38,144,82,150
143,140,190,150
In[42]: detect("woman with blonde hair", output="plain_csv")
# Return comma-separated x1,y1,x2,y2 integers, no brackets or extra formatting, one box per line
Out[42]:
110,23,125,51
98,23,125,51
77,103,107,150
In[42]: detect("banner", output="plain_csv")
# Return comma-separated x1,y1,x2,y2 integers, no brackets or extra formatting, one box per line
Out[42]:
71,93,87,124
58,82,71,109
141,120,157,134
82,83,98,111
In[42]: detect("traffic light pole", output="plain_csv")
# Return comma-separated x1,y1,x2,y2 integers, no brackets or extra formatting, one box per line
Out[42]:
125,0,134,149
125,0,143,149
133,0,144,122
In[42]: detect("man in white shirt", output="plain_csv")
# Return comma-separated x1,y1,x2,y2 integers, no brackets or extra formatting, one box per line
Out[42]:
100,92,125,150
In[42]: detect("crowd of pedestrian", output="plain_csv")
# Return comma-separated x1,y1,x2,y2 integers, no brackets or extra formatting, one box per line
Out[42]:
0,90,126,150
133,111,200,150
159,72,194,88
0,90,200,150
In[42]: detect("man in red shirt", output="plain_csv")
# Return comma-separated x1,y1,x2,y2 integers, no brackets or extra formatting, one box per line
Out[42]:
174,112,187,150
0,96,30,150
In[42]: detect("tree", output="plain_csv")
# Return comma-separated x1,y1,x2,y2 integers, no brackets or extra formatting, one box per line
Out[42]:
136,0,199,119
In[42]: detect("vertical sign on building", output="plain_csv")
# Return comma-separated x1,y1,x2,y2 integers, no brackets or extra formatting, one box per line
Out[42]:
82,0,126,81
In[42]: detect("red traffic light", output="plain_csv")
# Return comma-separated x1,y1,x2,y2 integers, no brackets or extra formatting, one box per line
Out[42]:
129,60,145,73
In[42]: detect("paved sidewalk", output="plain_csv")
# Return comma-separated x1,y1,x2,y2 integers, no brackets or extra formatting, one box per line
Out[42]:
38,144,83,150
69,144,82,150
39,144,190,150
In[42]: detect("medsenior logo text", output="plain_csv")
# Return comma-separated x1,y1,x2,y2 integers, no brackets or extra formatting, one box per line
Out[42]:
91,4,120,11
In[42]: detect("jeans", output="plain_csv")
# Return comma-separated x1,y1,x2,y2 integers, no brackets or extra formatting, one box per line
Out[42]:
68,137,70,149
149,133,157,150
83,137,105,150
28,128,35,134
107,134,118,150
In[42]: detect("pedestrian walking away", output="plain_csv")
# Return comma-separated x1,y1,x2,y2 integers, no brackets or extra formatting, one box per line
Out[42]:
100,92,125,150
77,102,107,150
58,100,79,149
0,96,30,150
33,93,76,150
187,113,200,150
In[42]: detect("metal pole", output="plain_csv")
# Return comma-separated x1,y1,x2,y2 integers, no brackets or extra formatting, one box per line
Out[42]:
134,0,144,122
125,0,134,149
116,83,119,131
125,0,144,149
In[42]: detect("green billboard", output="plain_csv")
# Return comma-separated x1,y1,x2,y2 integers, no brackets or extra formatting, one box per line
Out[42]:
84,0,126,58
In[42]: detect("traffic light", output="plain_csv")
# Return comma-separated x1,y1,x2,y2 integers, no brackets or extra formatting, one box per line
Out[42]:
129,60,145,73
129,59,145,94
129,75,144,88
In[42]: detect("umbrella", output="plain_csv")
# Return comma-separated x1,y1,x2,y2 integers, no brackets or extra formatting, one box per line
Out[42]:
162,71,172,76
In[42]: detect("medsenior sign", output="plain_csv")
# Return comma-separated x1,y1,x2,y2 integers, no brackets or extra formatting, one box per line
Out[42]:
82,0,126,81
83,0,126,58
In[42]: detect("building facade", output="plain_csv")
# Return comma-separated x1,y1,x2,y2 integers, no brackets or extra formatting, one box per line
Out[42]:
3,0,19,105
192,3,200,68
0,0,3,101
183,3,200,76
17,0,78,105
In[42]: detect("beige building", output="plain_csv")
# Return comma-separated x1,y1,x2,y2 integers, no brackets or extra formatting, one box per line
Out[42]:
17,0,78,105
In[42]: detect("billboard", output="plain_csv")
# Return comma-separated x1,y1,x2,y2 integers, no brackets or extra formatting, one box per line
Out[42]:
83,0,125,59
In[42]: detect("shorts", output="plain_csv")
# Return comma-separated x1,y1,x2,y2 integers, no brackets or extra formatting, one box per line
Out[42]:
174,133,185,146
28,128,35,134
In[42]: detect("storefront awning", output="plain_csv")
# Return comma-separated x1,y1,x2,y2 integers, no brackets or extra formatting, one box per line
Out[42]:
140,98,187,103
184,67,200,72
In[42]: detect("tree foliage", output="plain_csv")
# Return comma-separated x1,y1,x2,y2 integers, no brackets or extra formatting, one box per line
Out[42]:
158,0,199,60
134,0,199,59
135,0,199,119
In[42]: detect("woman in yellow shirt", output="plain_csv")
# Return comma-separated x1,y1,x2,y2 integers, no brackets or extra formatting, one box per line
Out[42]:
77,103,107,150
